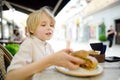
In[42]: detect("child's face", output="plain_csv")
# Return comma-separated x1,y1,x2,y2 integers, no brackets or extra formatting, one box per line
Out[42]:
34,13,55,41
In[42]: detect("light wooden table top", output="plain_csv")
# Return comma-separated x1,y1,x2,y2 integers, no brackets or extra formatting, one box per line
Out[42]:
32,62,120,80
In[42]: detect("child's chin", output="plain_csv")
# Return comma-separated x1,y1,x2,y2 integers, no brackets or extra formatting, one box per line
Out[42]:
46,38,51,40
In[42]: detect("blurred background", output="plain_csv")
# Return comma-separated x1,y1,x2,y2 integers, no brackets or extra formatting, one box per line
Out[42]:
0,0,120,57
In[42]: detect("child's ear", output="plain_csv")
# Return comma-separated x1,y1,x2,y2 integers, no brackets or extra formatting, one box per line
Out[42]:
28,26,33,34
30,31,33,34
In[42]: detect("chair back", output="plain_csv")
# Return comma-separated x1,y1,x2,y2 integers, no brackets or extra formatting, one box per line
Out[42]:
0,44,13,69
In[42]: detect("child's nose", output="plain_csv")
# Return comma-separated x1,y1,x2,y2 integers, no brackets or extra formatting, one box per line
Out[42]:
47,25,52,30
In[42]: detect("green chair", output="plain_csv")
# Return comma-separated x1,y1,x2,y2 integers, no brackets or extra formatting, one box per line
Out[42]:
5,43,20,56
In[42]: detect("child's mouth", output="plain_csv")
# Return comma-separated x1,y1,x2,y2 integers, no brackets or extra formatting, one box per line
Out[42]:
46,32,52,35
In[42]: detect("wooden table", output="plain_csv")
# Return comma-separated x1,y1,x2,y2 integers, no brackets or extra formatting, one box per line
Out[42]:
32,62,120,80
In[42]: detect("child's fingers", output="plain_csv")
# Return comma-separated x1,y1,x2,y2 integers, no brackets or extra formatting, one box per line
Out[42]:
65,61,80,70
64,49,73,54
68,55,85,64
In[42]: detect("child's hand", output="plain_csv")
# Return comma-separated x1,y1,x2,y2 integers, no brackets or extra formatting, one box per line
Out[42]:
50,49,85,70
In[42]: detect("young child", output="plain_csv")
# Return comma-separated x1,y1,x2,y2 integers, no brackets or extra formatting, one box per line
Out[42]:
5,6,84,80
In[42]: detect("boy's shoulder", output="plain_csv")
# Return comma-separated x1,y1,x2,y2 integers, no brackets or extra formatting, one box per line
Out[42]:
21,37,34,46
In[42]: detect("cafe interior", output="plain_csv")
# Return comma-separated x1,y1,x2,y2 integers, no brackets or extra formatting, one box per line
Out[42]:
0,0,120,80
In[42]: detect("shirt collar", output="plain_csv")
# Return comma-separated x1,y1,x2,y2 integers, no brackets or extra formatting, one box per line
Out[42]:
32,36,47,46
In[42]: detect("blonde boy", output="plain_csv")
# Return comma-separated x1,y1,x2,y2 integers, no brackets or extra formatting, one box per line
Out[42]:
6,6,84,80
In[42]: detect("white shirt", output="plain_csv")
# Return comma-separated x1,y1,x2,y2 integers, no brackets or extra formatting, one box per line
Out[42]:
7,36,54,72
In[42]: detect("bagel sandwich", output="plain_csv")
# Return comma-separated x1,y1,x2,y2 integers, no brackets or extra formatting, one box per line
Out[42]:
71,50,98,70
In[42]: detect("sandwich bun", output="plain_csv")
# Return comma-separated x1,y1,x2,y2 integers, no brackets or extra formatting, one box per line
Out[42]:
71,50,98,70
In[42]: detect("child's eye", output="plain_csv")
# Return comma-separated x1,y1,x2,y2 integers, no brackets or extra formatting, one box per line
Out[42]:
50,25,54,28
41,24,46,27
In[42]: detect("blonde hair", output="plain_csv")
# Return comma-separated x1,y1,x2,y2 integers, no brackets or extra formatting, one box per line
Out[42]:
26,6,55,36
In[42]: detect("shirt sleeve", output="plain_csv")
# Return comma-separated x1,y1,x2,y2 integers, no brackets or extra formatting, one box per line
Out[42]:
7,39,33,72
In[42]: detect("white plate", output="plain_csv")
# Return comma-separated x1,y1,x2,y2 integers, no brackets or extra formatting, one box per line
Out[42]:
56,65,103,77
